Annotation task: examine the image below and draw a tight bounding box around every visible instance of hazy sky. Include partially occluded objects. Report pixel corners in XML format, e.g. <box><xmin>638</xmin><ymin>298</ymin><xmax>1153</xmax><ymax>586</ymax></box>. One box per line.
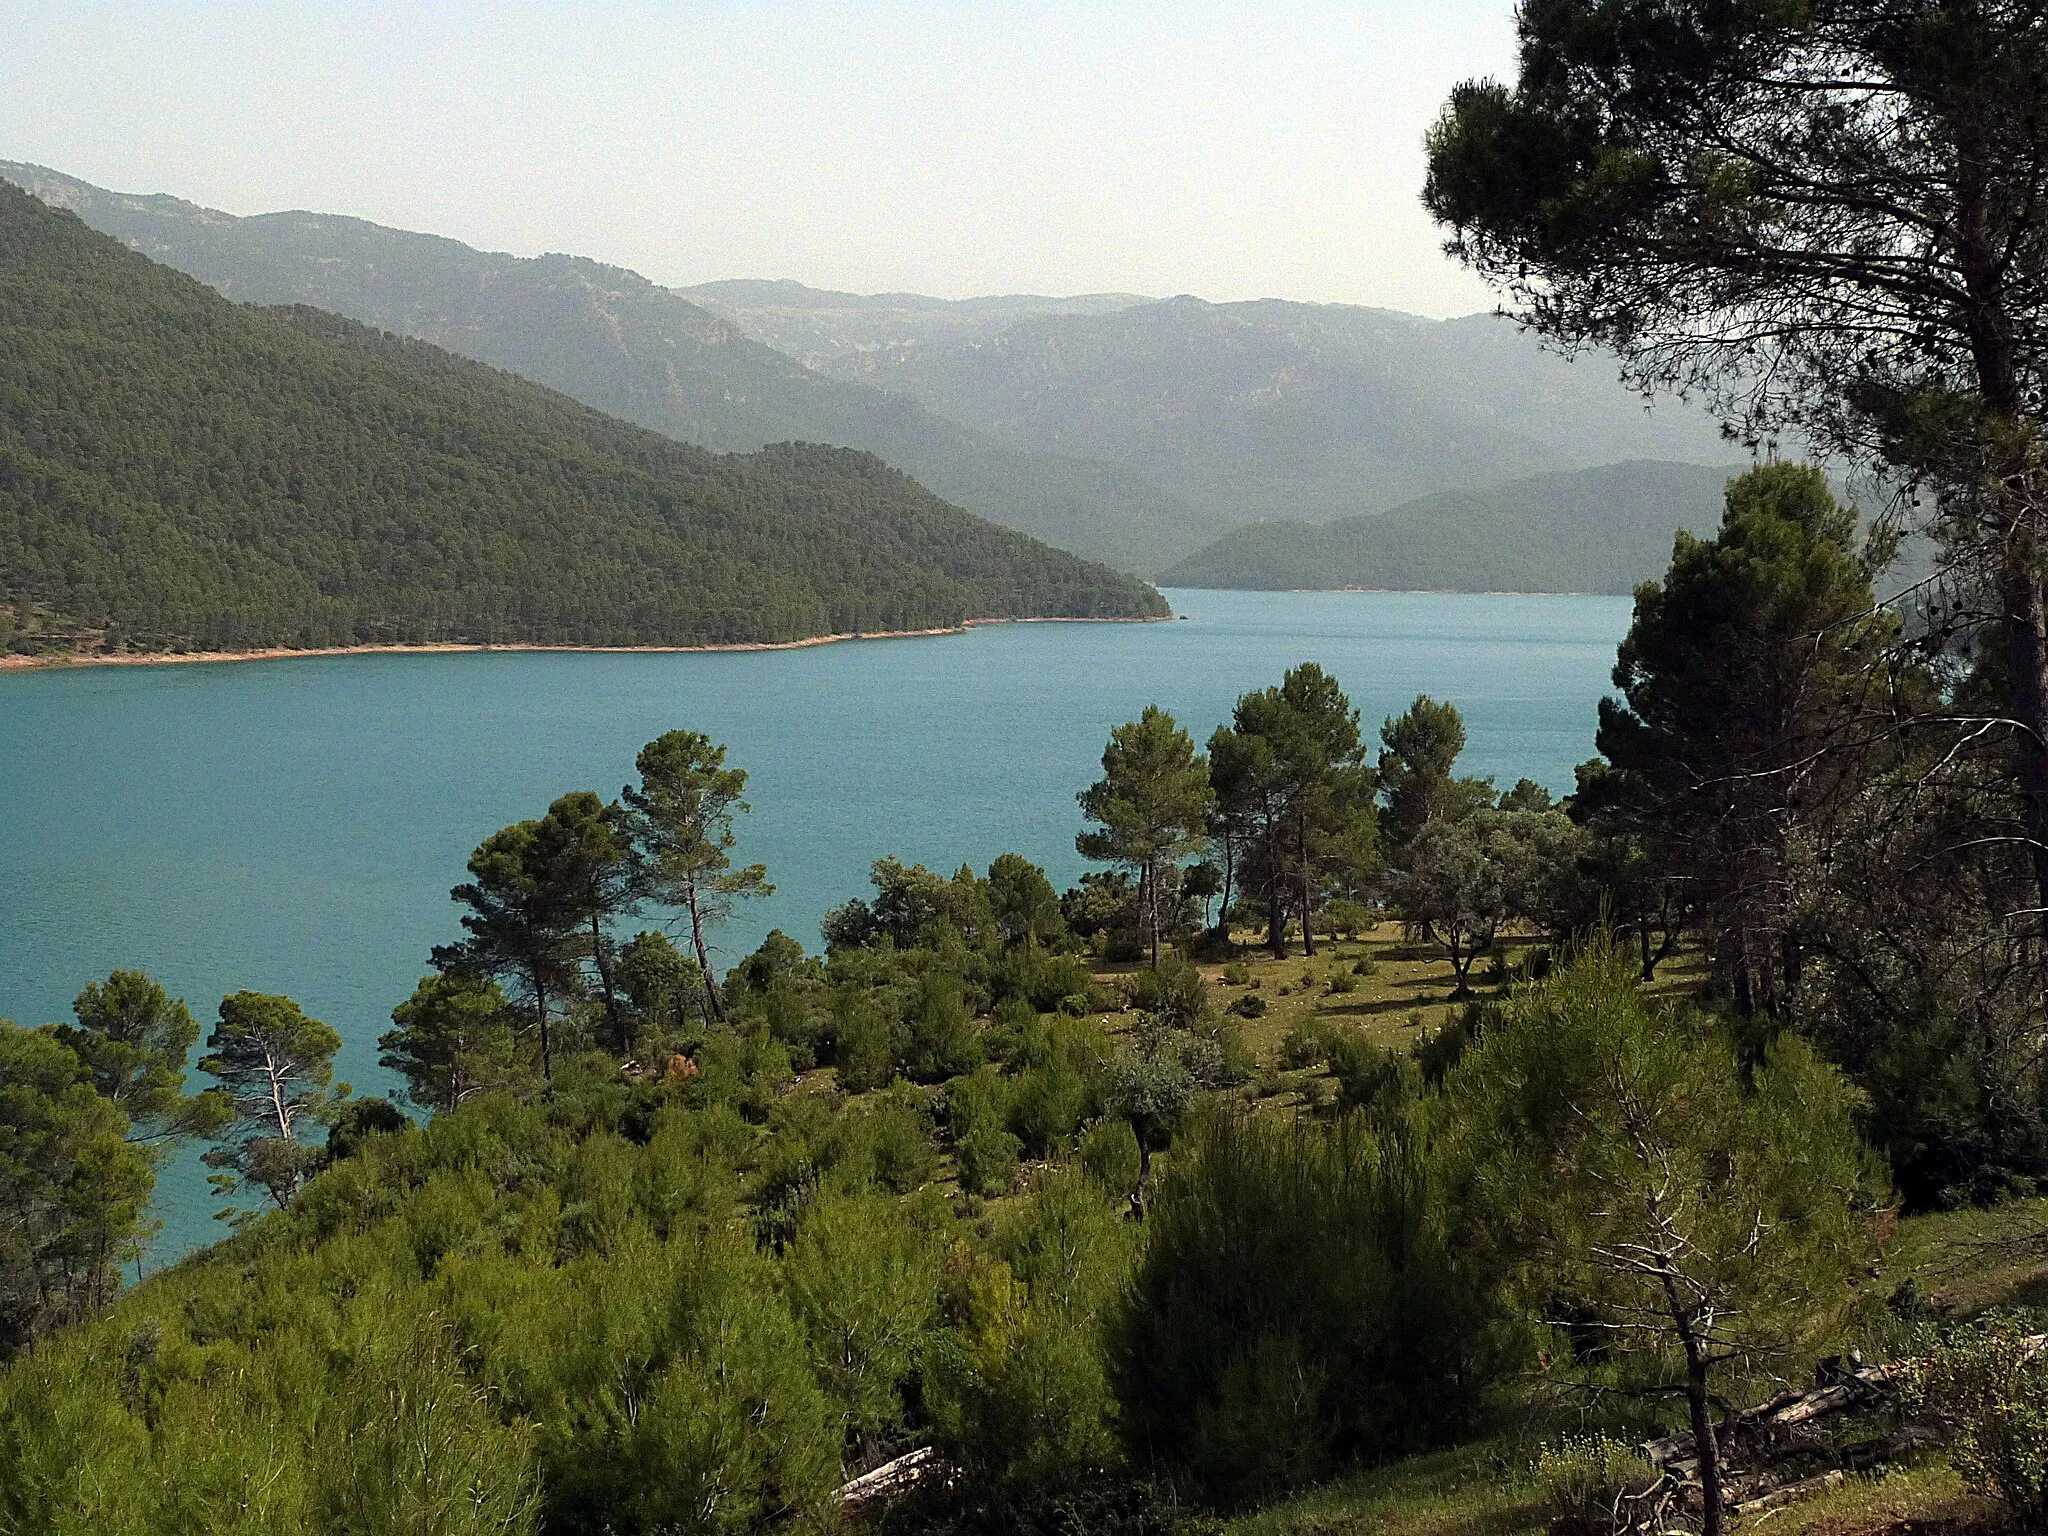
<box><xmin>2</xmin><ymin>2</ymin><xmax>1521</xmax><ymax>314</ymax></box>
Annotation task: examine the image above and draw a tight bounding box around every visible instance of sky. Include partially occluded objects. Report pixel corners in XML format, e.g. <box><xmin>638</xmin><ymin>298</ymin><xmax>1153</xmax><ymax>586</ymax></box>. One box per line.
<box><xmin>0</xmin><ymin>2</ymin><xmax>1522</xmax><ymax>315</ymax></box>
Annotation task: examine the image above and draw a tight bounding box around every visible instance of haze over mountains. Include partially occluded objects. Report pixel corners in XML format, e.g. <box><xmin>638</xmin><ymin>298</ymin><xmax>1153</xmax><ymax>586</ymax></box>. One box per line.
<box><xmin>3</xmin><ymin>163</ymin><xmax>1745</xmax><ymax>582</ymax></box>
<box><xmin>687</xmin><ymin>282</ymin><xmax>1741</xmax><ymax>532</ymax></box>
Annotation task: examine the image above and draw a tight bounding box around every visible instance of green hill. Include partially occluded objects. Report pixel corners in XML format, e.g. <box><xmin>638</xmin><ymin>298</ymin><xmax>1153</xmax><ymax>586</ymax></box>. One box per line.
<box><xmin>1157</xmin><ymin>462</ymin><xmax>1739</xmax><ymax>593</ymax></box>
<box><xmin>0</xmin><ymin>183</ymin><xmax>1165</xmax><ymax>655</ymax></box>
<box><xmin>0</xmin><ymin>163</ymin><xmax>1213</xmax><ymax>575</ymax></box>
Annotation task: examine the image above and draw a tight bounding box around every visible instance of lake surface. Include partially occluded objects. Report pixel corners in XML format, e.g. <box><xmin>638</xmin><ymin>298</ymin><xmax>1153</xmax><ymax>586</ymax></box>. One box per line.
<box><xmin>0</xmin><ymin>588</ymin><xmax>1630</xmax><ymax>1256</ymax></box>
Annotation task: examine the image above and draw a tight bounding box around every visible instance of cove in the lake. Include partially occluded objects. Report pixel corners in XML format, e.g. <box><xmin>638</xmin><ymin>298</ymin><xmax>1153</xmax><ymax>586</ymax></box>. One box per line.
<box><xmin>0</xmin><ymin>588</ymin><xmax>1630</xmax><ymax>1257</ymax></box>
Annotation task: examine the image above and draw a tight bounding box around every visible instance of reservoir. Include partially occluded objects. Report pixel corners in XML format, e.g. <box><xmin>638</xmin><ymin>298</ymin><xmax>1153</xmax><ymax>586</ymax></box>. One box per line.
<box><xmin>0</xmin><ymin>587</ymin><xmax>1630</xmax><ymax>1254</ymax></box>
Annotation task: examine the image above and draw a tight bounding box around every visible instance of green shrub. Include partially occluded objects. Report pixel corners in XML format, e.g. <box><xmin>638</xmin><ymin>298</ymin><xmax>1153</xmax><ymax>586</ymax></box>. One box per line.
<box><xmin>948</xmin><ymin>1065</ymin><xmax>1011</xmax><ymax>1141</ymax></box>
<box><xmin>957</xmin><ymin>1122</ymin><xmax>1023</xmax><ymax>1198</ymax></box>
<box><xmin>831</xmin><ymin>988</ymin><xmax>898</xmax><ymax>1093</ymax></box>
<box><xmin>1352</xmin><ymin>957</ymin><xmax>1378</xmax><ymax>977</ymax></box>
<box><xmin>1084</xmin><ymin>981</ymin><xmax>1124</xmax><ymax>1014</ymax></box>
<box><xmin>1079</xmin><ymin>1119</ymin><xmax>1142</xmax><ymax>1196</ymax></box>
<box><xmin>870</xmin><ymin>1084</ymin><xmax>939</xmax><ymax>1194</ymax></box>
<box><xmin>1322</xmin><ymin>1032</ymin><xmax>1413</xmax><ymax>1123</ymax></box>
<box><xmin>1221</xmin><ymin>962</ymin><xmax>1251</xmax><ymax>987</ymax></box>
<box><xmin>1910</xmin><ymin>1310</ymin><xmax>2048</xmax><ymax>1521</ymax></box>
<box><xmin>1326</xmin><ymin>971</ymin><xmax>1360</xmax><ymax>995</ymax></box>
<box><xmin>782</xmin><ymin>1191</ymin><xmax>947</xmax><ymax>1446</ymax></box>
<box><xmin>1532</xmin><ymin>1433</ymin><xmax>1651</xmax><ymax>1533</ymax></box>
<box><xmin>1009</xmin><ymin>1059</ymin><xmax>1094</xmax><ymax>1157</ymax></box>
<box><xmin>1229</xmin><ymin>994</ymin><xmax>1267</xmax><ymax>1020</ymax></box>
<box><xmin>1129</xmin><ymin>960</ymin><xmax>1207</xmax><ymax>1026</ymax></box>
<box><xmin>1321</xmin><ymin>900</ymin><xmax>1372</xmax><ymax>940</ymax></box>
<box><xmin>904</xmin><ymin>974</ymin><xmax>983</xmax><ymax>1082</ymax></box>
<box><xmin>928</xmin><ymin>1173</ymin><xmax>1137</xmax><ymax>1492</ymax></box>
<box><xmin>1279</xmin><ymin>1022</ymin><xmax>1325</xmax><ymax>1071</ymax></box>
<box><xmin>1110</xmin><ymin>1111</ymin><xmax>1505</xmax><ymax>1506</ymax></box>
<box><xmin>1192</xmin><ymin>1018</ymin><xmax>1257</xmax><ymax>1088</ymax></box>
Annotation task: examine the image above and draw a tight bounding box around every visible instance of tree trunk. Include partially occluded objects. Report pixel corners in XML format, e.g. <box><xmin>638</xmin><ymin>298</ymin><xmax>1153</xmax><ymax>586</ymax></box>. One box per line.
<box><xmin>1298</xmin><ymin>817</ymin><xmax>1318</xmax><ymax>957</ymax></box>
<box><xmin>1687</xmin><ymin>1350</ymin><xmax>1725</xmax><ymax>1536</ymax></box>
<box><xmin>1640</xmin><ymin>915</ymin><xmax>1656</xmax><ymax>982</ymax></box>
<box><xmin>685</xmin><ymin>883</ymin><xmax>725</xmax><ymax>1023</ymax></box>
<box><xmin>1267</xmin><ymin>888</ymin><xmax>1287</xmax><ymax>958</ymax></box>
<box><xmin>1144</xmin><ymin>862</ymin><xmax>1161</xmax><ymax>969</ymax></box>
<box><xmin>590</xmin><ymin>911</ymin><xmax>624</xmax><ymax>1050</ymax></box>
<box><xmin>1218</xmin><ymin>833</ymin><xmax>1236</xmax><ymax>938</ymax></box>
<box><xmin>2002</xmin><ymin>557</ymin><xmax>2048</xmax><ymax>927</ymax></box>
<box><xmin>533</xmin><ymin>967</ymin><xmax>553</xmax><ymax>1080</ymax></box>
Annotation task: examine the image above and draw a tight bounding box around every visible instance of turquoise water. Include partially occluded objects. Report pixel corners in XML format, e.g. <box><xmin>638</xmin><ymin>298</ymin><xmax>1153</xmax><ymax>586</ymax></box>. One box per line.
<box><xmin>0</xmin><ymin>588</ymin><xmax>1629</xmax><ymax>1256</ymax></box>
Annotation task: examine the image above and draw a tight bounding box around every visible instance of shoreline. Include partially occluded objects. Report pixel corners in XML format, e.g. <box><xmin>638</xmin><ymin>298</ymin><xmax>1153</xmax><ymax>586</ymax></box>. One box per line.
<box><xmin>0</xmin><ymin>614</ymin><xmax>1171</xmax><ymax>673</ymax></box>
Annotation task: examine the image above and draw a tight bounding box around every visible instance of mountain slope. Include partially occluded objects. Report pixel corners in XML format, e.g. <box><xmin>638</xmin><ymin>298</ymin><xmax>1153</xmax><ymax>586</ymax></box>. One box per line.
<box><xmin>697</xmin><ymin>286</ymin><xmax>1747</xmax><ymax>528</ymax></box>
<box><xmin>0</xmin><ymin>163</ymin><xmax>1210</xmax><ymax>574</ymax></box>
<box><xmin>1158</xmin><ymin>462</ymin><xmax>1738</xmax><ymax>593</ymax></box>
<box><xmin>0</xmin><ymin>183</ymin><xmax>1165</xmax><ymax>655</ymax></box>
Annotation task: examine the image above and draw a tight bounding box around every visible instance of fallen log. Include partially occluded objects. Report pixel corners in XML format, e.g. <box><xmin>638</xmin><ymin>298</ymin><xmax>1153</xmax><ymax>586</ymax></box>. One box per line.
<box><xmin>836</xmin><ymin>1447</ymin><xmax>949</xmax><ymax>1511</ymax></box>
<box><xmin>1641</xmin><ymin>1363</ymin><xmax>1899</xmax><ymax>1468</ymax></box>
<box><xmin>1730</xmin><ymin>1468</ymin><xmax>1844</xmax><ymax>1516</ymax></box>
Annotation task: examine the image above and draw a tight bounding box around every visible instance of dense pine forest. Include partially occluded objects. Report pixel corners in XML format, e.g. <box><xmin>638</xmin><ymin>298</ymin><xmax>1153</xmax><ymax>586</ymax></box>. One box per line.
<box><xmin>0</xmin><ymin>183</ymin><xmax>1165</xmax><ymax>657</ymax></box>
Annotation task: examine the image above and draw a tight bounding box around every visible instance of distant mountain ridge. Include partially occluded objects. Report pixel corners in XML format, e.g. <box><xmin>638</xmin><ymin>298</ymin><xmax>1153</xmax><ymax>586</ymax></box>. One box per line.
<box><xmin>1159</xmin><ymin>462</ymin><xmax>1739</xmax><ymax>594</ymax></box>
<box><xmin>0</xmin><ymin>183</ymin><xmax>1164</xmax><ymax>656</ymax></box>
<box><xmin>685</xmin><ymin>285</ymin><xmax>1748</xmax><ymax>530</ymax></box>
<box><xmin>3</xmin><ymin>163</ymin><xmax>1746</xmax><ymax>579</ymax></box>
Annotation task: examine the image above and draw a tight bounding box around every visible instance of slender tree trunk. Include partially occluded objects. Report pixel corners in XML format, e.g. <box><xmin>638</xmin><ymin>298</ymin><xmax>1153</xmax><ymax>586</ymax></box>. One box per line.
<box><xmin>1218</xmin><ymin>832</ymin><xmax>1236</xmax><ymax>939</ymax></box>
<box><xmin>1640</xmin><ymin>916</ymin><xmax>1655</xmax><ymax>982</ymax></box>
<box><xmin>1295</xmin><ymin>810</ymin><xmax>1320</xmax><ymax>958</ymax></box>
<box><xmin>1685</xmin><ymin>1346</ymin><xmax>1723</xmax><ymax>1536</ymax></box>
<box><xmin>684</xmin><ymin>881</ymin><xmax>724</xmax><ymax>1022</ymax></box>
<box><xmin>1144</xmin><ymin>862</ymin><xmax>1161</xmax><ymax>968</ymax></box>
<box><xmin>2003</xmin><ymin>558</ymin><xmax>2048</xmax><ymax>925</ymax></box>
<box><xmin>1267</xmin><ymin>885</ymin><xmax>1287</xmax><ymax>958</ymax></box>
<box><xmin>590</xmin><ymin>911</ymin><xmax>624</xmax><ymax>1050</ymax></box>
<box><xmin>533</xmin><ymin>966</ymin><xmax>553</xmax><ymax>1081</ymax></box>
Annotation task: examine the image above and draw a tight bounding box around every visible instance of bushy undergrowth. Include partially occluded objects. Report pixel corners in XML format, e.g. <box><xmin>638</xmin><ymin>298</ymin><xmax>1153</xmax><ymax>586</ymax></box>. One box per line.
<box><xmin>1110</xmin><ymin>1109</ymin><xmax>1509</xmax><ymax>1507</ymax></box>
<box><xmin>1910</xmin><ymin>1309</ymin><xmax>2048</xmax><ymax>1521</ymax></box>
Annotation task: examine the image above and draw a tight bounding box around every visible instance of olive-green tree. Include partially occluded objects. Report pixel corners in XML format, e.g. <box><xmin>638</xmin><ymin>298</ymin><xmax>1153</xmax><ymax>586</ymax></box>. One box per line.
<box><xmin>1422</xmin><ymin>0</ymin><xmax>2048</xmax><ymax>935</ymax></box>
<box><xmin>987</xmin><ymin>853</ymin><xmax>1065</xmax><ymax>948</ymax></box>
<box><xmin>622</xmin><ymin>732</ymin><xmax>771</xmax><ymax>1024</ymax></box>
<box><xmin>201</xmin><ymin>991</ymin><xmax>344</xmax><ymax>1211</ymax></box>
<box><xmin>379</xmin><ymin>971</ymin><xmax>523</xmax><ymax>1112</ymax></box>
<box><xmin>1378</xmin><ymin>696</ymin><xmax>1492</xmax><ymax>857</ymax></box>
<box><xmin>58</xmin><ymin>971</ymin><xmax>229</xmax><ymax>1146</ymax></box>
<box><xmin>1592</xmin><ymin>466</ymin><xmax>1890</xmax><ymax>1014</ymax></box>
<box><xmin>436</xmin><ymin>791</ymin><xmax>631</xmax><ymax>1078</ymax></box>
<box><xmin>1438</xmin><ymin>951</ymin><xmax>1881</xmax><ymax>1536</ymax></box>
<box><xmin>1078</xmin><ymin>706</ymin><xmax>1213</xmax><ymax>968</ymax></box>
<box><xmin>1211</xmin><ymin>666</ymin><xmax>1379</xmax><ymax>958</ymax></box>
<box><xmin>0</xmin><ymin>1023</ymin><xmax>156</xmax><ymax>1350</ymax></box>
<box><xmin>539</xmin><ymin>790</ymin><xmax>637</xmax><ymax>1049</ymax></box>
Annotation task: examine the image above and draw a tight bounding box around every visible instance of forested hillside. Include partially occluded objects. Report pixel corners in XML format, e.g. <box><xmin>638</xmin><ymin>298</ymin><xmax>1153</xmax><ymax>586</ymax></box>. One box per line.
<box><xmin>0</xmin><ymin>184</ymin><xmax>1164</xmax><ymax>655</ymax></box>
<box><xmin>0</xmin><ymin>163</ymin><xmax>1212</xmax><ymax>573</ymax></box>
<box><xmin>1160</xmin><ymin>461</ymin><xmax>1736</xmax><ymax>592</ymax></box>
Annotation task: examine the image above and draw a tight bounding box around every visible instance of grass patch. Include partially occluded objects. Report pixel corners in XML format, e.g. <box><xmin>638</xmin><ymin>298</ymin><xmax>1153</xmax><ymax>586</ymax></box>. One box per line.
<box><xmin>1227</xmin><ymin>1439</ymin><xmax>1548</xmax><ymax>1536</ymax></box>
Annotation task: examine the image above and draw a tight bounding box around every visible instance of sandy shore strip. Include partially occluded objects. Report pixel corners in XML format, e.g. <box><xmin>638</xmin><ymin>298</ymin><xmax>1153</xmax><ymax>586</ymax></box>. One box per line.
<box><xmin>0</xmin><ymin>614</ymin><xmax>1172</xmax><ymax>672</ymax></box>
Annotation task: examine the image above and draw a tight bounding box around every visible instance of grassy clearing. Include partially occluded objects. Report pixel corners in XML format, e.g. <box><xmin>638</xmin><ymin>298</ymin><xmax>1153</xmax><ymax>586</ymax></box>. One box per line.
<box><xmin>1227</xmin><ymin>1439</ymin><xmax>1551</xmax><ymax>1536</ymax></box>
<box><xmin>1875</xmin><ymin>1195</ymin><xmax>2048</xmax><ymax>1320</ymax></box>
